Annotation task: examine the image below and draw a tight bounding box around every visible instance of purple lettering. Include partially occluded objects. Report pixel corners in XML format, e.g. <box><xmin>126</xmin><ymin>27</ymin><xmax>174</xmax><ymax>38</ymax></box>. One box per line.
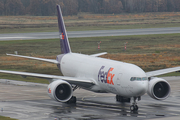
<box><xmin>98</xmin><ymin>66</ymin><xmax>115</xmax><ymax>85</ymax></box>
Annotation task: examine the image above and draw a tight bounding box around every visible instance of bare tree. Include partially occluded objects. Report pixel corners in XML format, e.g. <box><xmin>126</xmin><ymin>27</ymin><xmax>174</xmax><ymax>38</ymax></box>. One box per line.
<box><xmin>4</xmin><ymin>0</ymin><xmax>25</xmax><ymax>15</ymax></box>
<box><xmin>0</xmin><ymin>1</ymin><xmax>4</xmax><ymax>15</ymax></box>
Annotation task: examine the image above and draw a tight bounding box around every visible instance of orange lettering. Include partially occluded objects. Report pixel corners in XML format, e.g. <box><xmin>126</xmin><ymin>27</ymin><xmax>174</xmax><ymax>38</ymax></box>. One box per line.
<box><xmin>107</xmin><ymin>68</ymin><xmax>115</xmax><ymax>85</ymax></box>
<box><xmin>48</xmin><ymin>88</ymin><xmax>51</xmax><ymax>93</ymax></box>
<box><xmin>110</xmin><ymin>74</ymin><xmax>115</xmax><ymax>85</ymax></box>
<box><xmin>62</xmin><ymin>33</ymin><xmax>64</xmax><ymax>39</ymax></box>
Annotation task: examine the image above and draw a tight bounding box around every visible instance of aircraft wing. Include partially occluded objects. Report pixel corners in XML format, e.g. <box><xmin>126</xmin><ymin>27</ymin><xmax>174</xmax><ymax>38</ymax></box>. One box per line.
<box><xmin>6</xmin><ymin>53</ymin><xmax>58</xmax><ymax>64</ymax></box>
<box><xmin>0</xmin><ymin>70</ymin><xmax>95</xmax><ymax>87</ymax></box>
<box><xmin>90</xmin><ymin>52</ymin><xmax>107</xmax><ymax>57</ymax></box>
<box><xmin>146</xmin><ymin>66</ymin><xmax>180</xmax><ymax>77</ymax></box>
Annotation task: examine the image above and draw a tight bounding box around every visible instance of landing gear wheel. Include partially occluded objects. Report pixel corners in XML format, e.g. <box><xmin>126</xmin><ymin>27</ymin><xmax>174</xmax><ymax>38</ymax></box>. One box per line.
<box><xmin>66</xmin><ymin>96</ymin><xmax>76</xmax><ymax>104</ymax></box>
<box><xmin>130</xmin><ymin>105</ymin><xmax>138</xmax><ymax>111</ymax></box>
<box><xmin>134</xmin><ymin>105</ymin><xmax>138</xmax><ymax>111</ymax></box>
<box><xmin>130</xmin><ymin>97</ymin><xmax>140</xmax><ymax>111</ymax></box>
<box><xmin>130</xmin><ymin>105</ymin><xmax>134</xmax><ymax>111</ymax></box>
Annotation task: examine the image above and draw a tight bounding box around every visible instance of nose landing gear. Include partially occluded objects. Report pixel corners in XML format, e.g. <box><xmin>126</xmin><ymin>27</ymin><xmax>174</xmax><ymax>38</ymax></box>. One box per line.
<box><xmin>116</xmin><ymin>95</ymin><xmax>141</xmax><ymax>111</ymax></box>
<box><xmin>130</xmin><ymin>104</ymin><xmax>138</xmax><ymax>111</ymax></box>
<box><xmin>130</xmin><ymin>97</ymin><xmax>140</xmax><ymax>111</ymax></box>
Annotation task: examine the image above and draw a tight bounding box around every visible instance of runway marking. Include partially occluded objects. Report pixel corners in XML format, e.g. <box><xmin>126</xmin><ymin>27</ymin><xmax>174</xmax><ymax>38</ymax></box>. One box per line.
<box><xmin>0</xmin><ymin>37</ymin><xmax>34</xmax><ymax>39</ymax></box>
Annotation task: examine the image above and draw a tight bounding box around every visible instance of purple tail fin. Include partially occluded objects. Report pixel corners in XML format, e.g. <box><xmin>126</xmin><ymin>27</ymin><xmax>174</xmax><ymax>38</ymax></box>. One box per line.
<box><xmin>57</xmin><ymin>5</ymin><xmax>71</xmax><ymax>54</ymax></box>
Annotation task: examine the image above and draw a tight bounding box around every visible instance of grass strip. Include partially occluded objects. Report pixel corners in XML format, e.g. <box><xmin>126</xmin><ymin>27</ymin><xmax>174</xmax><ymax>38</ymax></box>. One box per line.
<box><xmin>0</xmin><ymin>116</ymin><xmax>17</xmax><ymax>120</ymax></box>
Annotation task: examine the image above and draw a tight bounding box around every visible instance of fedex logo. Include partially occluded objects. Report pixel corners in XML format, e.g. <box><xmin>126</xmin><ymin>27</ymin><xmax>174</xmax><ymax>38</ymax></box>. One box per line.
<box><xmin>62</xmin><ymin>33</ymin><xmax>65</xmax><ymax>39</ymax></box>
<box><xmin>48</xmin><ymin>88</ymin><xmax>51</xmax><ymax>93</ymax></box>
<box><xmin>60</xmin><ymin>33</ymin><xmax>65</xmax><ymax>39</ymax></box>
<box><xmin>98</xmin><ymin>66</ymin><xmax>115</xmax><ymax>85</ymax></box>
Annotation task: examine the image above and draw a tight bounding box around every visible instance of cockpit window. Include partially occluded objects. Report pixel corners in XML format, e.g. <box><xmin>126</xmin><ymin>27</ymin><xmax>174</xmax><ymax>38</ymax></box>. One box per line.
<box><xmin>130</xmin><ymin>77</ymin><xmax>148</xmax><ymax>81</ymax></box>
<box><xmin>130</xmin><ymin>77</ymin><xmax>136</xmax><ymax>81</ymax></box>
<box><xmin>142</xmin><ymin>77</ymin><xmax>148</xmax><ymax>80</ymax></box>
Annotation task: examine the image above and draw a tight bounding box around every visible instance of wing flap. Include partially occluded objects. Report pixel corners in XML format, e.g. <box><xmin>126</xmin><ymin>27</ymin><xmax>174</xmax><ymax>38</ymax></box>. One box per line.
<box><xmin>0</xmin><ymin>70</ymin><xmax>95</xmax><ymax>87</ymax></box>
<box><xmin>6</xmin><ymin>53</ymin><xmax>58</xmax><ymax>64</ymax></box>
<box><xmin>146</xmin><ymin>66</ymin><xmax>180</xmax><ymax>77</ymax></box>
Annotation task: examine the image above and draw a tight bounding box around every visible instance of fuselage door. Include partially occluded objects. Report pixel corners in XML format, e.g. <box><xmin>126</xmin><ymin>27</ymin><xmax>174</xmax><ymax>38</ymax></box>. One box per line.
<box><xmin>117</xmin><ymin>73</ymin><xmax>122</xmax><ymax>86</ymax></box>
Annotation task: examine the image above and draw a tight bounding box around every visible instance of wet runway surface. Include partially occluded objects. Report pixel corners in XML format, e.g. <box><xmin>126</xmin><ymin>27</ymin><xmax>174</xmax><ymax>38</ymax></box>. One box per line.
<box><xmin>0</xmin><ymin>77</ymin><xmax>180</xmax><ymax>120</ymax></box>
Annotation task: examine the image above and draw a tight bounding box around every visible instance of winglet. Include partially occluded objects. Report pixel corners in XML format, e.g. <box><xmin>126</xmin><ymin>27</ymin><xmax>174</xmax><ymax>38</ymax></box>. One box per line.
<box><xmin>57</xmin><ymin>5</ymin><xmax>71</xmax><ymax>54</ymax></box>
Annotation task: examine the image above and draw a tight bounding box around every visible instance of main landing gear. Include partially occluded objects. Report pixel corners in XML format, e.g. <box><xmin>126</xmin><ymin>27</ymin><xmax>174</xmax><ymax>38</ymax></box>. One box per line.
<box><xmin>116</xmin><ymin>95</ymin><xmax>131</xmax><ymax>103</ymax></box>
<box><xmin>66</xmin><ymin>85</ymin><xmax>78</xmax><ymax>104</ymax></box>
<box><xmin>66</xmin><ymin>96</ymin><xmax>76</xmax><ymax>104</ymax></box>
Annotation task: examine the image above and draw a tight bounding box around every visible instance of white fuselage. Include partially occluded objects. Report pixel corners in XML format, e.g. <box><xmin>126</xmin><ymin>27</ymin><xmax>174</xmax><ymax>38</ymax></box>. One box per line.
<box><xmin>58</xmin><ymin>53</ymin><xmax>148</xmax><ymax>98</ymax></box>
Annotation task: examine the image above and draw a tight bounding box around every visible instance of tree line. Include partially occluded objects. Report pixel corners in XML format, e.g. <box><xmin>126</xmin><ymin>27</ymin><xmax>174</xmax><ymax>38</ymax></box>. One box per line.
<box><xmin>0</xmin><ymin>0</ymin><xmax>180</xmax><ymax>16</ymax></box>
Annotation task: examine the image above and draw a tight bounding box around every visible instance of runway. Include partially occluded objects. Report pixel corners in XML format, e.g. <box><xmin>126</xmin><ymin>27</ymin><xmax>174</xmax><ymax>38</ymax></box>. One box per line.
<box><xmin>0</xmin><ymin>77</ymin><xmax>180</xmax><ymax>120</ymax></box>
<box><xmin>0</xmin><ymin>27</ymin><xmax>180</xmax><ymax>41</ymax></box>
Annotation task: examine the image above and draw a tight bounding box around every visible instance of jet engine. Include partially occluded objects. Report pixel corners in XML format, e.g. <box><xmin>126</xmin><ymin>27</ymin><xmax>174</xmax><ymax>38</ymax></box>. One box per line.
<box><xmin>47</xmin><ymin>80</ymin><xmax>73</xmax><ymax>102</ymax></box>
<box><xmin>147</xmin><ymin>77</ymin><xmax>171</xmax><ymax>100</ymax></box>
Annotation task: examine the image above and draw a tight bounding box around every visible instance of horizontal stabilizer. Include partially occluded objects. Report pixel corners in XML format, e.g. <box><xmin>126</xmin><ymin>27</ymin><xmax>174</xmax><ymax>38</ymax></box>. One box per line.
<box><xmin>90</xmin><ymin>52</ymin><xmax>107</xmax><ymax>57</ymax></box>
<box><xmin>6</xmin><ymin>53</ymin><xmax>58</xmax><ymax>64</ymax></box>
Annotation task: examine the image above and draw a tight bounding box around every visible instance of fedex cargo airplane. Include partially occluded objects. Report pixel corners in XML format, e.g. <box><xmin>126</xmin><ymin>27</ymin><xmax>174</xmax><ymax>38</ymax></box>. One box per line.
<box><xmin>1</xmin><ymin>5</ymin><xmax>180</xmax><ymax>111</ymax></box>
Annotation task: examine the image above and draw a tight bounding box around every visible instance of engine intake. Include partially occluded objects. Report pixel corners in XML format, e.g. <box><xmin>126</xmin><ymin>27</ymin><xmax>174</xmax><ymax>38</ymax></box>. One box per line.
<box><xmin>48</xmin><ymin>80</ymin><xmax>73</xmax><ymax>102</ymax></box>
<box><xmin>147</xmin><ymin>77</ymin><xmax>171</xmax><ymax>100</ymax></box>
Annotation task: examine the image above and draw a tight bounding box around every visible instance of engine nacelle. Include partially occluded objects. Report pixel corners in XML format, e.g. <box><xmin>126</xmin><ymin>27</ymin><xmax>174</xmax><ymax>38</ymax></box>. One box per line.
<box><xmin>47</xmin><ymin>80</ymin><xmax>73</xmax><ymax>102</ymax></box>
<box><xmin>147</xmin><ymin>77</ymin><xmax>171</xmax><ymax>100</ymax></box>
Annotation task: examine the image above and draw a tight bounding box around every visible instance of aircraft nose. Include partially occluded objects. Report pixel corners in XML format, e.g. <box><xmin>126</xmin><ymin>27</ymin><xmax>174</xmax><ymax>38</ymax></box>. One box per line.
<box><xmin>135</xmin><ymin>81</ymin><xmax>148</xmax><ymax>96</ymax></box>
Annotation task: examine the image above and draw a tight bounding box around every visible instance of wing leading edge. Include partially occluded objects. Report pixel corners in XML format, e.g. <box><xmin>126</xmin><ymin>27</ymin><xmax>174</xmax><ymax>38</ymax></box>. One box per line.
<box><xmin>146</xmin><ymin>66</ymin><xmax>180</xmax><ymax>77</ymax></box>
<box><xmin>0</xmin><ymin>70</ymin><xmax>95</xmax><ymax>88</ymax></box>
